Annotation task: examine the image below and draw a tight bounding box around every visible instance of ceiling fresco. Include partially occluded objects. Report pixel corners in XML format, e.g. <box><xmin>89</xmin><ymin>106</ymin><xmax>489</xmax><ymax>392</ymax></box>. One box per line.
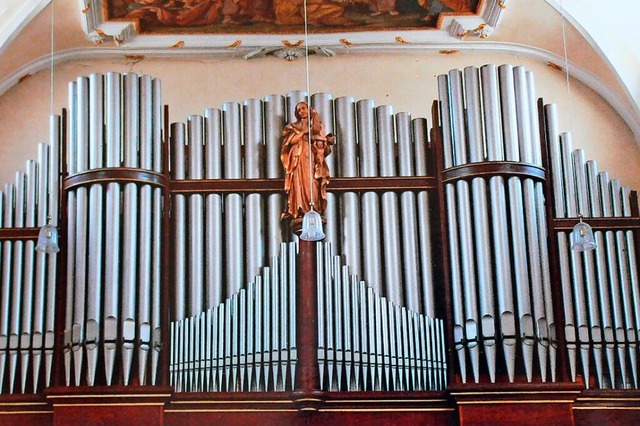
<box><xmin>104</xmin><ymin>0</ymin><xmax>480</xmax><ymax>34</ymax></box>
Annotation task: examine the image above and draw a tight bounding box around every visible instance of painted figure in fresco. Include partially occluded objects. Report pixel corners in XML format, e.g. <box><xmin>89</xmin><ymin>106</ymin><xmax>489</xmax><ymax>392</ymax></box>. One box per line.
<box><xmin>281</xmin><ymin>102</ymin><xmax>333</xmax><ymax>220</ymax></box>
<box><xmin>274</xmin><ymin>0</ymin><xmax>351</xmax><ymax>26</ymax></box>
<box><xmin>369</xmin><ymin>0</ymin><xmax>399</xmax><ymax>17</ymax></box>
<box><xmin>418</xmin><ymin>0</ymin><xmax>474</xmax><ymax>22</ymax></box>
<box><xmin>123</xmin><ymin>0</ymin><xmax>222</xmax><ymax>26</ymax></box>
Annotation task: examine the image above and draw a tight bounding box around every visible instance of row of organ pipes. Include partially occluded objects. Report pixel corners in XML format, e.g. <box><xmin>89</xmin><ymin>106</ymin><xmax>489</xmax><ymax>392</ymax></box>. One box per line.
<box><xmin>438</xmin><ymin>64</ymin><xmax>554</xmax><ymax>384</ymax></box>
<box><xmin>168</xmin><ymin>88</ymin><xmax>442</xmax><ymax>391</ymax></box>
<box><xmin>546</xmin><ymin>107</ymin><xmax>640</xmax><ymax>389</ymax></box>
<box><xmin>0</xmin><ymin>128</ymin><xmax>59</xmax><ymax>394</ymax></box>
<box><xmin>170</xmin><ymin>241</ymin><xmax>446</xmax><ymax>393</ymax></box>
<box><xmin>65</xmin><ymin>73</ymin><xmax>164</xmax><ymax>387</ymax></box>
<box><xmin>438</xmin><ymin>63</ymin><xmax>640</xmax><ymax>389</ymax></box>
<box><xmin>0</xmin><ymin>64</ymin><xmax>639</xmax><ymax>394</ymax></box>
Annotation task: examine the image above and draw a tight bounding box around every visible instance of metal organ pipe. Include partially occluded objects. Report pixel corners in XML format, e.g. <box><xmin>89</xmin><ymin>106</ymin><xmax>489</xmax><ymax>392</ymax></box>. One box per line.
<box><xmin>335</xmin><ymin>96</ymin><xmax>361</xmax><ymax>281</ymax></box>
<box><xmin>396</xmin><ymin>112</ymin><xmax>420</xmax><ymax>313</ymax></box>
<box><xmin>151</xmin><ymin>77</ymin><xmax>163</xmax><ymax>386</ymax></box>
<box><xmin>33</xmin><ymin>144</ymin><xmax>50</xmax><ymax>392</ymax></box>
<box><xmin>357</xmin><ymin>99</ymin><xmax>383</xmax><ymax>295</ymax></box>
<box><xmin>527</xmin><ymin>70</ymin><xmax>556</xmax><ymax>383</ymax></box>
<box><xmin>481</xmin><ymin>64</ymin><xmax>517</xmax><ymax>383</ymax></box>
<box><xmin>312</xmin><ymin>93</ymin><xmax>338</xmax><ymax>247</ymax></box>
<box><xmin>204</xmin><ymin>108</ymin><xmax>223</xmax><ymax>309</ymax></box>
<box><xmin>611</xmin><ymin>178</ymin><xmax>638</xmax><ymax>387</ymax></box>
<box><xmin>243</xmin><ymin>99</ymin><xmax>265</xmax><ymax>285</ymax></box>
<box><xmin>103</xmin><ymin>72</ymin><xmax>122</xmax><ymax>385</ymax></box>
<box><xmin>138</xmin><ymin>74</ymin><xmax>155</xmax><ymax>386</ymax></box>
<box><xmin>85</xmin><ymin>73</ymin><xmax>104</xmax><ymax>387</ymax></box>
<box><xmin>377</xmin><ymin>105</ymin><xmax>403</xmax><ymax>307</ymax></box>
<box><xmin>223</xmin><ymin>101</ymin><xmax>244</xmax><ymax>298</ymax></box>
<box><xmin>413</xmin><ymin>118</ymin><xmax>435</xmax><ymax>318</ymax></box>
<box><xmin>437</xmin><ymin>73</ymin><xmax>467</xmax><ymax>383</ymax></box>
<box><xmin>264</xmin><ymin>95</ymin><xmax>286</xmax><ymax>259</ymax></box>
<box><xmin>20</xmin><ymin>162</ymin><xmax>37</xmax><ymax>394</ymax></box>
<box><xmin>188</xmin><ymin>115</ymin><xmax>205</xmax><ymax>317</ymax></box>
<box><xmin>465</xmin><ymin>66</ymin><xmax>497</xmax><ymax>383</ymax></box>
<box><xmin>622</xmin><ymin>186</ymin><xmax>640</xmax><ymax>388</ymax></box>
<box><xmin>172</xmin><ymin>123</ymin><xmax>187</xmax><ymax>322</ymax></box>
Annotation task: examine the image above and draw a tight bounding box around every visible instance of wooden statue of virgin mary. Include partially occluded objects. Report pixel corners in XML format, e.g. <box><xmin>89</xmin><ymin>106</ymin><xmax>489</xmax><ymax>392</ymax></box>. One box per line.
<box><xmin>280</xmin><ymin>101</ymin><xmax>333</xmax><ymax>227</ymax></box>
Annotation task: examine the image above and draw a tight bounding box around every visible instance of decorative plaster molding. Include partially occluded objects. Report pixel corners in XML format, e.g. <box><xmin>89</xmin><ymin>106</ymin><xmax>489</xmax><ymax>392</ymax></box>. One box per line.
<box><xmin>76</xmin><ymin>0</ymin><xmax>508</xmax><ymax>48</ymax></box>
<box><xmin>79</xmin><ymin>0</ymin><xmax>137</xmax><ymax>45</ymax></box>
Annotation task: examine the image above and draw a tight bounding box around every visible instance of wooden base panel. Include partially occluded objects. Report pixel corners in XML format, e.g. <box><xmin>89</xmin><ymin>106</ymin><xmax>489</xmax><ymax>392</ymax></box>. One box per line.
<box><xmin>0</xmin><ymin>386</ymin><xmax>637</xmax><ymax>425</ymax></box>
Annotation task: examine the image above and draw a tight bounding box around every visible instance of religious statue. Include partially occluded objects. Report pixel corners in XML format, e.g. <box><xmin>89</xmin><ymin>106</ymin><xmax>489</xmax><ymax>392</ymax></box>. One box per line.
<box><xmin>281</xmin><ymin>102</ymin><xmax>333</xmax><ymax>227</ymax></box>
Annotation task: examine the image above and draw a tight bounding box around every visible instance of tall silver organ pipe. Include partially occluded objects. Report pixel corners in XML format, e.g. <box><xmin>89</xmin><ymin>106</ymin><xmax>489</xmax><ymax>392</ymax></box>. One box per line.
<box><xmin>311</xmin><ymin>93</ymin><xmax>338</xmax><ymax>248</ymax></box>
<box><xmin>103</xmin><ymin>72</ymin><xmax>122</xmax><ymax>385</ymax></box>
<box><xmin>85</xmin><ymin>73</ymin><xmax>104</xmax><ymax>387</ymax></box>
<box><xmin>335</xmin><ymin>96</ymin><xmax>361</xmax><ymax>279</ymax></box>
<box><xmin>188</xmin><ymin>115</ymin><xmax>205</xmax><ymax>317</ymax></box>
<box><xmin>264</xmin><ymin>95</ymin><xmax>286</xmax><ymax>259</ymax></box>
<box><xmin>377</xmin><ymin>105</ymin><xmax>403</xmax><ymax>307</ymax></box>
<box><xmin>396</xmin><ymin>111</ymin><xmax>420</xmax><ymax>314</ymax></box>
<box><xmin>223</xmin><ymin>101</ymin><xmax>244</xmax><ymax>298</ymax></box>
<box><xmin>357</xmin><ymin>99</ymin><xmax>383</xmax><ymax>295</ymax></box>
<box><xmin>204</xmin><ymin>108</ymin><xmax>223</xmax><ymax>309</ymax></box>
<box><xmin>413</xmin><ymin>118</ymin><xmax>435</xmax><ymax>318</ymax></box>
<box><xmin>243</xmin><ymin>98</ymin><xmax>265</xmax><ymax>285</ymax></box>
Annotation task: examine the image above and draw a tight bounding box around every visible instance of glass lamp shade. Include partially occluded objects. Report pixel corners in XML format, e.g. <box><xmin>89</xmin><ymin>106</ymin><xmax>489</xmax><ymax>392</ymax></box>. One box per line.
<box><xmin>299</xmin><ymin>209</ymin><xmax>325</xmax><ymax>241</ymax></box>
<box><xmin>36</xmin><ymin>222</ymin><xmax>60</xmax><ymax>253</ymax></box>
<box><xmin>571</xmin><ymin>220</ymin><xmax>596</xmax><ymax>252</ymax></box>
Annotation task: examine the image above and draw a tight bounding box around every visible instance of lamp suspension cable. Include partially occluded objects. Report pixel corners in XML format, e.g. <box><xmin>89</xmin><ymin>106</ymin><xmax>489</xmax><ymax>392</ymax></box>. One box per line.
<box><xmin>50</xmin><ymin>0</ymin><xmax>55</xmax><ymax>115</ymax></box>
<box><xmin>559</xmin><ymin>0</ymin><xmax>573</xmax><ymax>132</ymax></box>
<box><xmin>298</xmin><ymin>0</ymin><xmax>325</xmax><ymax>241</ymax></box>
<box><xmin>303</xmin><ymin>0</ymin><xmax>314</xmax><ymax>210</ymax></box>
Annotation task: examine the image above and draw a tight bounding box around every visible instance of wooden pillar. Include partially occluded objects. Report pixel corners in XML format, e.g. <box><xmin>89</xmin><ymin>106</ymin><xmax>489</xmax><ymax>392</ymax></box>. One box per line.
<box><xmin>294</xmin><ymin>239</ymin><xmax>319</xmax><ymax>393</ymax></box>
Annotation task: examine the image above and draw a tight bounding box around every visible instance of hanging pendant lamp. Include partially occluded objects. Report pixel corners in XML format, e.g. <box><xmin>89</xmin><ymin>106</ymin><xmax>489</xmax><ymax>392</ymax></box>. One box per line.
<box><xmin>571</xmin><ymin>214</ymin><xmax>596</xmax><ymax>252</ymax></box>
<box><xmin>300</xmin><ymin>204</ymin><xmax>325</xmax><ymax>241</ymax></box>
<box><xmin>36</xmin><ymin>216</ymin><xmax>60</xmax><ymax>254</ymax></box>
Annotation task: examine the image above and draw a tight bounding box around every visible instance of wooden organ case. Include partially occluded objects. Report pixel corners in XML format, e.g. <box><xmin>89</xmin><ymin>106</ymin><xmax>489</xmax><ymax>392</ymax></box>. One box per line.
<box><xmin>0</xmin><ymin>65</ymin><xmax>639</xmax><ymax>425</ymax></box>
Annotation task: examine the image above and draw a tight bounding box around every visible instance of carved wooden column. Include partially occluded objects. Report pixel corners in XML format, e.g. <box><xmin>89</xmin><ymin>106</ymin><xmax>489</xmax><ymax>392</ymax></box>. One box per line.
<box><xmin>293</xmin><ymin>239</ymin><xmax>321</xmax><ymax>404</ymax></box>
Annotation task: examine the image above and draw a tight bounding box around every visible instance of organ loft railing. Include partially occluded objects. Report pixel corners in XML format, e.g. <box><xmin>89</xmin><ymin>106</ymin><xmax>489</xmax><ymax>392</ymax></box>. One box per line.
<box><xmin>0</xmin><ymin>64</ymin><xmax>639</xmax><ymax>399</ymax></box>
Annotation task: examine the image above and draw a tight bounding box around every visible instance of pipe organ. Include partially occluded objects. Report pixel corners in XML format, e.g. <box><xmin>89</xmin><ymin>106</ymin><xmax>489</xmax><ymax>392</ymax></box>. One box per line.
<box><xmin>0</xmin><ymin>64</ymin><xmax>639</xmax><ymax>424</ymax></box>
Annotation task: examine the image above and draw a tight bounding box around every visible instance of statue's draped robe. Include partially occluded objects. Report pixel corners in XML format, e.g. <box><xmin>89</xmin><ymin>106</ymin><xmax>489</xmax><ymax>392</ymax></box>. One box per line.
<box><xmin>281</xmin><ymin>119</ymin><xmax>330</xmax><ymax>219</ymax></box>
